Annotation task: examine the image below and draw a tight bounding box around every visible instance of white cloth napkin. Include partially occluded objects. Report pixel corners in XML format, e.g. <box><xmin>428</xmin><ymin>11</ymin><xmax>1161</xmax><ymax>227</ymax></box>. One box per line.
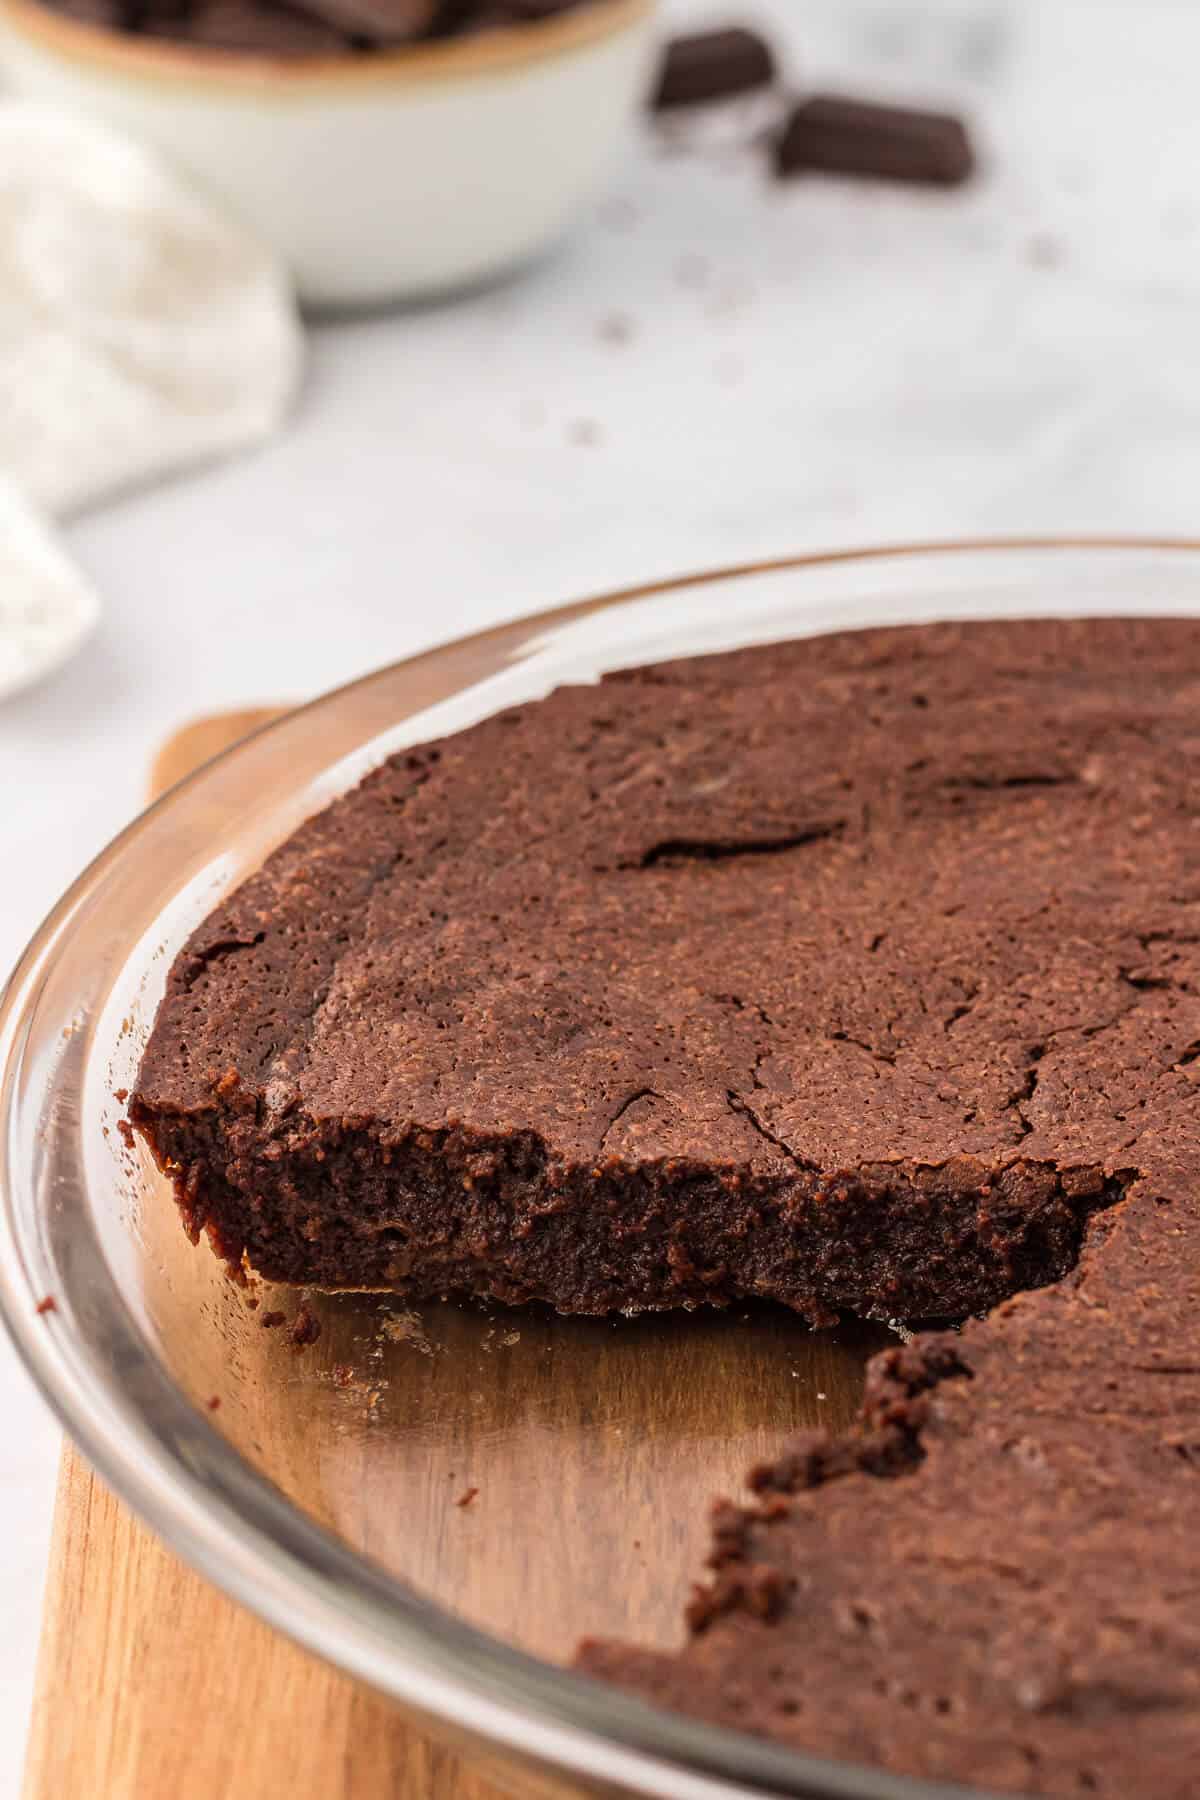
<box><xmin>0</xmin><ymin>474</ymin><xmax>99</xmax><ymax>698</ymax></box>
<box><xmin>0</xmin><ymin>102</ymin><xmax>303</xmax><ymax>697</ymax></box>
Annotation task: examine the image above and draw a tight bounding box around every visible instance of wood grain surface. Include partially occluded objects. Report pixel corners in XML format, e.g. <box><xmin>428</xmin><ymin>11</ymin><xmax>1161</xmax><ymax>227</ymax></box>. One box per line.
<box><xmin>22</xmin><ymin>707</ymin><xmax>875</xmax><ymax>1800</ymax></box>
<box><xmin>25</xmin><ymin>710</ymin><xmax>510</xmax><ymax>1800</ymax></box>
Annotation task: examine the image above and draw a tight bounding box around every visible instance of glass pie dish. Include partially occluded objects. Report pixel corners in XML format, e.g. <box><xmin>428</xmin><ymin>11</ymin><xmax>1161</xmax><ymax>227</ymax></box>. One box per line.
<box><xmin>3</xmin><ymin>540</ymin><xmax>1197</xmax><ymax>1800</ymax></box>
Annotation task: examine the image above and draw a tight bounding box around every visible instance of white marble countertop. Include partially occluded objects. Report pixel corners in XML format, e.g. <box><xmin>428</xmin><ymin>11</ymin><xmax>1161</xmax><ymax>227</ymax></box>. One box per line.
<box><xmin>3</xmin><ymin>0</ymin><xmax>1199</xmax><ymax>1790</ymax></box>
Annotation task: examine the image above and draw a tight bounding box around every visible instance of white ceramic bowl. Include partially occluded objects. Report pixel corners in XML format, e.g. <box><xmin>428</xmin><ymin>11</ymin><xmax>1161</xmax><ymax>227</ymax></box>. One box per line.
<box><xmin>0</xmin><ymin>0</ymin><xmax>656</xmax><ymax>306</ymax></box>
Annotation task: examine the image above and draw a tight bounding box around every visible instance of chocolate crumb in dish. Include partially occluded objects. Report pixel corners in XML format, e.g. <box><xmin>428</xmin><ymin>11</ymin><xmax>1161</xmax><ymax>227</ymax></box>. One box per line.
<box><xmin>35</xmin><ymin>1295</ymin><xmax>57</xmax><ymax>1316</ymax></box>
<box><xmin>206</xmin><ymin>1394</ymin><xmax>221</xmax><ymax>1410</ymax></box>
<box><xmin>652</xmin><ymin>27</ymin><xmax>776</xmax><ymax>110</ymax></box>
<box><xmin>289</xmin><ymin>1305</ymin><xmax>321</xmax><ymax>1347</ymax></box>
<box><xmin>132</xmin><ymin>616</ymin><xmax>1200</xmax><ymax>1793</ymax></box>
<box><xmin>113</xmin><ymin>1088</ymin><xmax>129</xmax><ymax>1103</ymax></box>
<box><xmin>775</xmin><ymin>94</ymin><xmax>974</xmax><ymax>187</ymax></box>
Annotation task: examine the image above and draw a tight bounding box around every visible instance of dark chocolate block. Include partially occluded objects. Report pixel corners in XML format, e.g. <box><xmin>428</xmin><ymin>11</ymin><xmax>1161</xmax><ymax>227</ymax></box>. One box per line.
<box><xmin>133</xmin><ymin>615</ymin><xmax>1200</xmax><ymax>1794</ymax></box>
<box><xmin>651</xmin><ymin>26</ymin><xmax>776</xmax><ymax>109</ymax></box>
<box><xmin>776</xmin><ymin>93</ymin><xmax>974</xmax><ymax>185</ymax></box>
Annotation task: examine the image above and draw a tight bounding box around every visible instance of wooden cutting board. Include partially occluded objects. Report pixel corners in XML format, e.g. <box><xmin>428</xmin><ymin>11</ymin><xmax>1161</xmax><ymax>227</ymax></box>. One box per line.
<box><xmin>22</xmin><ymin>707</ymin><xmax>871</xmax><ymax>1800</ymax></box>
<box><xmin>22</xmin><ymin>710</ymin><xmax>517</xmax><ymax>1800</ymax></box>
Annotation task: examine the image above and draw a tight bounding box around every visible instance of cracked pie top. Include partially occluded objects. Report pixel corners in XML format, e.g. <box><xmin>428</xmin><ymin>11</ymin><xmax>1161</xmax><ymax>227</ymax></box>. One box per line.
<box><xmin>132</xmin><ymin>616</ymin><xmax>1200</xmax><ymax>1796</ymax></box>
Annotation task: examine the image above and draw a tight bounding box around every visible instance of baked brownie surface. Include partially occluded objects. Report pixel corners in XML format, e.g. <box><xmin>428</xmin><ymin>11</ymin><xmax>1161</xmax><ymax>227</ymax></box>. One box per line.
<box><xmin>134</xmin><ymin>616</ymin><xmax>1200</xmax><ymax>1793</ymax></box>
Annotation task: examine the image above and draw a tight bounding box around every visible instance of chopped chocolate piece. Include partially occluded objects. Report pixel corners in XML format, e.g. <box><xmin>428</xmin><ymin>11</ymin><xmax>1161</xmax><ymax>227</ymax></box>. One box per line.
<box><xmin>454</xmin><ymin>0</ymin><xmax>588</xmax><ymax>27</ymax></box>
<box><xmin>271</xmin><ymin>0</ymin><xmax>434</xmax><ymax>43</ymax></box>
<box><xmin>651</xmin><ymin>26</ymin><xmax>776</xmax><ymax>110</ymax></box>
<box><xmin>775</xmin><ymin>94</ymin><xmax>974</xmax><ymax>186</ymax></box>
<box><xmin>151</xmin><ymin>0</ymin><xmax>351</xmax><ymax>51</ymax></box>
<box><xmin>48</xmin><ymin>0</ymin><xmax>127</xmax><ymax>25</ymax></box>
<box><xmin>28</xmin><ymin>0</ymin><xmax>601</xmax><ymax>49</ymax></box>
<box><xmin>260</xmin><ymin>1310</ymin><xmax>287</xmax><ymax>1330</ymax></box>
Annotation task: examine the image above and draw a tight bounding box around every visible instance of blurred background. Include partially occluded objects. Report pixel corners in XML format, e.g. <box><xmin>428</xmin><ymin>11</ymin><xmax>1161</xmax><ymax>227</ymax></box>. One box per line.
<box><xmin>1</xmin><ymin>0</ymin><xmax>1198</xmax><ymax>1788</ymax></box>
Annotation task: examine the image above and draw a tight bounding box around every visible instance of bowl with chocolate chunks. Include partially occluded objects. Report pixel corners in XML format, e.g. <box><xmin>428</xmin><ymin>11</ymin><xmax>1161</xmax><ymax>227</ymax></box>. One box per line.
<box><xmin>0</xmin><ymin>0</ymin><xmax>655</xmax><ymax>304</ymax></box>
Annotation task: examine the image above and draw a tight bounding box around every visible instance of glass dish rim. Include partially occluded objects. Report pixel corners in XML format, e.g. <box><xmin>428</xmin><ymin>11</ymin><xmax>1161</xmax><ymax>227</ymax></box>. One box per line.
<box><xmin>4</xmin><ymin>536</ymin><xmax>1198</xmax><ymax>1800</ymax></box>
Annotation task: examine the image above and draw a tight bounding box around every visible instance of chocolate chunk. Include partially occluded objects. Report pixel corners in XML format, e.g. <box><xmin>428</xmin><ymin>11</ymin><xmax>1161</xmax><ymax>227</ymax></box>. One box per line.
<box><xmin>268</xmin><ymin>0</ymin><xmax>435</xmax><ymax>42</ymax></box>
<box><xmin>775</xmin><ymin>94</ymin><xmax>974</xmax><ymax>186</ymax></box>
<box><xmin>159</xmin><ymin>0</ymin><xmax>351</xmax><ymax>51</ymax></box>
<box><xmin>651</xmin><ymin>26</ymin><xmax>776</xmax><ymax>110</ymax></box>
<box><xmin>47</xmin><ymin>0</ymin><xmax>129</xmax><ymax>27</ymax></box>
<box><xmin>34</xmin><ymin>0</ymin><xmax>601</xmax><ymax>44</ymax></box>
<box><xmin>457</xmin><ymin>0</ymin><xmax>587</xmax><ymax>24</ymax></box>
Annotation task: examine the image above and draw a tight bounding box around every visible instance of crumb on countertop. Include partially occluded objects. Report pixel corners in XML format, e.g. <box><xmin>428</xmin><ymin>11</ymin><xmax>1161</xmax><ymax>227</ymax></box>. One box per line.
<box><xmin>379</xmin><ymin>1309</ymin><xmax>435</xmax><ymax>1355</ymax></box>
<box><xmin>674</xmin><ymin>252</ymin><xmax>709</xmax><ymax>288</ymax></box>
<box><xmin>596</xmin><ymin>312</ymin><xmax>635</xmax><ymax>346</ymax></box>
<box><xmin>1027</xmin><ymin>231</ymin><xmax>1063</xmax><ymax>268</ymax></box>
<box><xmin>455</xmin><ymin>1486</ymin><xmax>479</xmax><ymax>1509</ymax></box>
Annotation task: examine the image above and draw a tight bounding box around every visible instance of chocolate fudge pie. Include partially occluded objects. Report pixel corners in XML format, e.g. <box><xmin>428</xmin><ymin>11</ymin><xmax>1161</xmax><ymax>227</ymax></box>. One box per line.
<box><xmin>132</xmin><ymin>615</ymin><xmax>1200</xmax><ymax>1796</ymax></box>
